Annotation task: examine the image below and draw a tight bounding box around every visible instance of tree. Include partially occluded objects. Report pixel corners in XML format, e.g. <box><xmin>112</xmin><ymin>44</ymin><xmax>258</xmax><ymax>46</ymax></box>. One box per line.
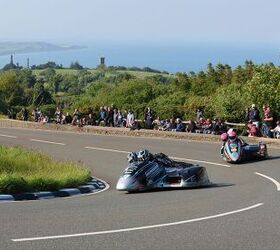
<box><xmin>32</xmin><ymin>82</ymin><xmax>54</xmax><ymax>106</ymax></box>
<box><xmin>0</xmin><ymin>71</ymin><xmax>26</xmax><ymax>107</ymax></box>
<box><xmin>70</xmin><ymin>61</ymin><xmax>83</xmax><ymax>70</ymax></box>
<box><xmin>16</xmin><ymin>69</ymin><xmax>36</xmax><ymax>88</ymax></box>
<box><xmin>243</xmin><ymin>65</ymin><xmax>280</xmax><ymax>117</ymax></box>
<box><xmin>40</xmin><ymin>68</ymin><xmax>56</xmax><ymax>82</ymax></box>
<box><xmin>171</xmin><ymin>73</ymin><xmax>192</xmax><ymax>92</ymax></box>
<box><xmin>211</xmin><ymin>83</ymin><xmax>247</xmax><ymax>122</ymax></box>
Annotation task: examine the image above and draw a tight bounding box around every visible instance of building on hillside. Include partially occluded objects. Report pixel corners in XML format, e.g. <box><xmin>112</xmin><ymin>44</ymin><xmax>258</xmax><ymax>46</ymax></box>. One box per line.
<box><xmin>99</xmin><ymin>56</ymin><xmax>105</xmax><ymax>65</ymax></box>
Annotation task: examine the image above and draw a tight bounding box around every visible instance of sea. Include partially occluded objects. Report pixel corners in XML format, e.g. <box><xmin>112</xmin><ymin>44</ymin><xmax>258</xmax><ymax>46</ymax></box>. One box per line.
<box><xmin>0</xmin><ymin>43</ymin><xmax>279</xmax><ymax>73</ymax></box>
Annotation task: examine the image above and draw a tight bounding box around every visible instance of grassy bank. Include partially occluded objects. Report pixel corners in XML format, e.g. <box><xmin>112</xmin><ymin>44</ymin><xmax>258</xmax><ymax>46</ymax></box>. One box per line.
<box><xmin>0</xmin><ymin>146</ymin><xmax>91</xmax><ymax>194</ymax></box>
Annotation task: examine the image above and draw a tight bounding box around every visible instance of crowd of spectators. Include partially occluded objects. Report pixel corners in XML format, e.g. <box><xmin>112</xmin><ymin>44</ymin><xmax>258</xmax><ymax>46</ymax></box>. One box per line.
<box><xmin>245</xmin><ymin>104</ymin><xmax>280</xmax><ymax>139</ymax></box>
<box><xmin>8</xmin><ymin>103</ymin><xmax>280</xmax><ymax>139</ymax></box>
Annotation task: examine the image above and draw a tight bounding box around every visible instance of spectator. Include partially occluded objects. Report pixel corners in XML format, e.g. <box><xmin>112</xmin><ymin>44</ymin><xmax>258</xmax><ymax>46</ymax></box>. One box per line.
<box><xmin>116</xmin><ymin>110</ymin><xmax>124</xmax><ymax>127</ymax></box>
<box><xmin>7</xmin><ymin>108</ymin><xmax>16</xmax><ymax>119</ymax></box>
<box><xmin>153</xmin><ymin>116</ymin><xmax>164</xmax><ymax>130</ymax></box>
<box><xmin>203</xmin><ymin>118</ymin><xmax>213</xmax><ymax>134</ymax></box>
<box><xmin>130</xmin><ymin>120</ymin><xmax>140</xmax><ymax>130</ymax></box>
<box><xmin>211</xmin><ymin>119</ymin><xmax>220</xmax><ymax>134</ymax></box>
<box><xmin>32</xmin><ymin>108</ymin><xmax>41</xmax><ymax>122</ymax></box>
<box><xmin>186</xmin><ymin>120</ymin><xmax>196</xmax><ymax>133</ymax></box>
<box><xmin>169</xmin><ymin>119</ymin><xmax>177</xmax><ymax>131</ymax></box>
<box><xmin>144</xmin><ymin>107</ymin><xmax>154</xmax><ymax>129</ymax></box>
<box><xmin>72</xmin><ymin>108</ymin><xmax>81</xmax><ymax>125</ymax></box>
<box><xmin>106</xmin><ymin>107</ymin><xmax>114</xmax><ymax>127</ymax></box>
<box><xmin>81</xmin><ymin>117</ymin><xmax>86</xmax><ymax>126</ymax></box>
<box><xmin>21</xmin><ymin>107</ymin><xmax>28</xmax><ymax>121</ymax></box>
<box><xmin>54</xmin><ymin>107</ymin><xmax>62</xmax><ymax>124</ymax></box>
<box><xmin>113</xmin><ymin>109</ymin><xmax>118</xmax><ymax>127</ymax></box>
<box><xmin>87</xmin><ymin>113</ymin><xmax>96</xmax><ymax>126</ymax></box>
<box><xmin>37</xmin><ymin>109</ymin><xmax>43</xmax><ymax>122</ymax></box>
<box><xmin>123</xmin><ymin>111</ymin><xmax>128</xmax><ymax>127</ymax></box>
<box><xmin>32</xmin><ymin>108</ymin><xmax>42</xmax><ymax>122</ymax></box>
<box><xmin>196</xmin><ymin>108</ymin><xmax>204</xmax><ymax>123</ymax></box>
<box><xmin>248</xmin><ymin>104</ymin><xmax>260</xmax><ymax>128</ymax></box>
<box><xmin>262</xmin><ymin>105</ymin><xmax>275</xmax><ymax>138</ymax></box>
<box><xmin>173</xmin><ymin>118</ymin><xmax>186</xmax><ymax>132</ymax></box>
<box><xmin>97</xmin><ymin>106</ymin><xmax>107</xmax><ymax>126</ymax></box>
<box><xmin>196</xmin><ymin>117</ymin><xmax>205</xmax><ymax>133</ymax></box>
<box><xmin>41</xmin><ymin>114</ymin><xmax>49</xmax><ymax>124</ymax></box>
<box><xmin>63</xmin><ymin>112</ymin><xmax>72</xmax><ymax>124</ymax></box>
<box><xmin>271</xmin><ymin>121</ymin><xmax>280</xmax><ymax>139</ymax></box>
<box><xmin>126</xmin><ymin>110</ymin><xmax>135</xmax><ymax>128</ymax></box>
<box><xmin>162</xmin><ymin>119</ymin><xmax>172</xmax><ymax>131</ymax></box>
<box><xmin>247</xmin><ymin>120</ymin><xmax>258</xmax><ymax>137</ymax></box>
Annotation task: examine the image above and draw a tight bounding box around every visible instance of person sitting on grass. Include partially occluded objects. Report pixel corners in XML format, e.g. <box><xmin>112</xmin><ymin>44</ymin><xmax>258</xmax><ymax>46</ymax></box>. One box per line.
<box><xmin>172</xmin><ymin>118</ymin><xmax>185</xmax><ymax>132</ymax></box>
<box><xmin>202</xmin><ymin>118</ymin><xmax>213</xmax><ymax>134</ymax></box>
<box><xmin>247</xmin><ymin>120</ymin><xmax>258</xmax><ymax>137</ymax></box>
<box><xmin>72</xmin><ymin>108</ymin><xmax>81</xmax><ymax>126</ymax></box>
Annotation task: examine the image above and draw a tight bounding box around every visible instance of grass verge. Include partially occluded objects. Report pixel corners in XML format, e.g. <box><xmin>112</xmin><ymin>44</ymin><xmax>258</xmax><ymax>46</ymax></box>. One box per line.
<box><xmin>0</xmin><ymin>146</ymin><xmax>91</xmax><ymax>194</ymax></box>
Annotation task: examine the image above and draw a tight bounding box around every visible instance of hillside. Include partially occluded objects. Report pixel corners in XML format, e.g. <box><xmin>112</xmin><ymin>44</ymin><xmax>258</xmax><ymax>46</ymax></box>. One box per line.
<box><xmin>0</xmin><ymin>42</ymin><xmax>85</xmax><ymax>56</ymax></box>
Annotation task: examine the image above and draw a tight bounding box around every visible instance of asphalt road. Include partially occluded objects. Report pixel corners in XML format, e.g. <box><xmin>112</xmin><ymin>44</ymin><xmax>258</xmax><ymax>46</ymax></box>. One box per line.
<box><xmin>0</xmin><ymin>127</ymin><xmax>279</xmax><ymax>250</ymax></box>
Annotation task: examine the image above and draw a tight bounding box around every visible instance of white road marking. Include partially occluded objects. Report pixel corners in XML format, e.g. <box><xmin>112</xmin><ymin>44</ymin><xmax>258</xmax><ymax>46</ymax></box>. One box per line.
<box><xmin>12</xmin><ymin>203</ymin><xmax>263</xmax><ymax>242</ymax></box>
<box><xmin>84</xmin><ymin>146</ymin><xmax>230</xmax><ymax>167</ymax></box>
<box><xmin>30</xmin><ymin>139</ymin><xmax>65</xmax><ymax>146</ymax></box>
<box><xmin>0</xmin><ymin>134</ymin><xmax>17</xmax><ymax>139</ymax></box>
<box><xmin>85</xmin><ymin>146</ymin><xmax>129</xmax><ymax>154</ymax></box>
<box><xmin>171</xmin><ymin>156</ymin><xmax>231</xmax><ymax>168</ymax></box>
<box><xmin>255</xmin><ymin>172</ymin><xmax>280</xmax><ymax>191</ymax></box>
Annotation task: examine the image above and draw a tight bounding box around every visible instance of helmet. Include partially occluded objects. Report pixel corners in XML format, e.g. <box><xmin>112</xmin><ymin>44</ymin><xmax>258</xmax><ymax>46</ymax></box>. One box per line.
<box><xmin>228</xmin><ymin>130</ymin><xmax>237</xmax><ymax>141</ymax></box>
<box><xmin>220</xmin><ymin>133</ymin><xmax>228</xmax><ymax>142</ymax></box>
<box><xmin>127</xmin><ymin>152</ymin><xmax>137</xmax><ymax>163</ymax></box>
<box><xmin>137</xmin><ymin>149</ymin><xmax>151</xmax><ymax>161</ymax></box>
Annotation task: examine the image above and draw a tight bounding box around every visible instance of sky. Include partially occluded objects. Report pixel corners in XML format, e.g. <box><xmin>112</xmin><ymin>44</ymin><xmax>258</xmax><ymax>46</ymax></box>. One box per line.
<box><xmin>0</xmin><ymin>0</ymin><xmax>279</xmax><ymax>45</ymax></box>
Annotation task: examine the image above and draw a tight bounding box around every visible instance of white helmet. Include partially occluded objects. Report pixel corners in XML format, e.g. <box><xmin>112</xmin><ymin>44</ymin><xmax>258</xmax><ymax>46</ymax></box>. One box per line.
<box><xmin>137</xmin><ymin>149</ymin><xmax>151</xmax><ymax>161</ymax></box>
<box><xmin>127</xmin><ymin>152</ymin><xmax>137</xmax><ymax>163</ymax></box>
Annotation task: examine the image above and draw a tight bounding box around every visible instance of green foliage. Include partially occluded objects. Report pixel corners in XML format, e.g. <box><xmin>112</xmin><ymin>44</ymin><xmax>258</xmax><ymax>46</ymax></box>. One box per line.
<box><xmin>32</xmin><ymin>82</ymin><xmax>54</xmax><ymax>106</ymax></box>
<box><xmin>170</xmin><ymin>73</ymin><xmax>192</xmax><ymax>93</ymax></box>
<box><xmin>16</xmin><ymin>69</ymin><xmax>36</xmax><ymax>88</ymax></box>
<box><xmin>183</xmin><ymin>95</ymin><xmax>213</xmax><ymax>120</ymax></box>
<box><xmin>152</xmin><ymin>91</ymin><xmax>186</xmax><ymax>119</ymax></box>
<box><xmin>243</xmin><ymin>65</ymin><xmax>280</xmax><ymax>117</ymax></box>
<box><xmin>0</xmin><ymin>97</ymin><xmax>8</xmax><ymax>114</ymax></box>
<box><xmin>211</xmin><ymin>83</ymin><xmax>247</xmax><ymax>122</ymax></box>
<box><xmin>0</xmin><ymin>61</ymin><xmax>279</xmax><ymax>122</ymax></box>
<box><xmin>40</xmin><ymin>104</ymin><xmax>57</xmax><ymax>117</ymax></box>
<box><xmin>0</xmin><ymin>146</ymin><xmax>91</xmax><ymax>194</ymax></box>
<box><xmin>0</xmin><ymin>71</ymin><xmax>26</xmax><ymax>107</ymax></box>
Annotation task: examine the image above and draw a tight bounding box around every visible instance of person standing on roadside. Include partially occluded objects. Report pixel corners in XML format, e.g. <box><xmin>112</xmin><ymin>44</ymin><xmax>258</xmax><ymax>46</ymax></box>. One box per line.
<box><xmin>144</xmin><ymin>107</ymin><xmax>154</xmax><ymax>129</ymax></box>
<box><xmin>263</xmin><ymin>105</ymin><xmax>275</xmax><ymax>138</ymax></box>
<box><xmin>21</xmin><ymin>107</ymin><xmax>29</xmax><ymax>121</ymax></box>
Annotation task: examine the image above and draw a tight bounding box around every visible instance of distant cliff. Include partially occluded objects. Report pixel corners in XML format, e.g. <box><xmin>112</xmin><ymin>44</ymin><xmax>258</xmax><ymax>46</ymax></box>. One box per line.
<box><xmin>0</xmin><ymin>42</ymin><xmax>86</xmax><ymax>56</ymax></box>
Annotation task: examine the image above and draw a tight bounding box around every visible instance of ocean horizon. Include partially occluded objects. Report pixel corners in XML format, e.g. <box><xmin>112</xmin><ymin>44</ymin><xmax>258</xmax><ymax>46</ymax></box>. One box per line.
<box><xmin>0</xmin><ymin>43</ymin><xmax>279</xmax><ymax>73</ymax></box>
